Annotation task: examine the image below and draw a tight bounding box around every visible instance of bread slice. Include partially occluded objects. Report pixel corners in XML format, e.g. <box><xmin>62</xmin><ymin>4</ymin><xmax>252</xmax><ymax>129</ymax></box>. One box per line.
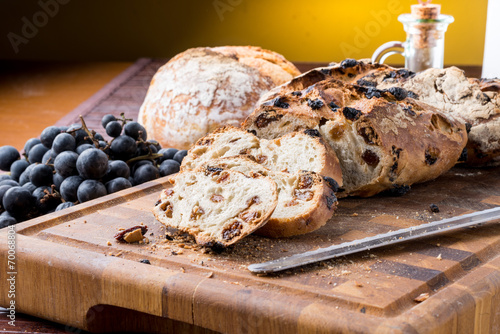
<box><xmin>243</xmin><ymin>76</ymin><xmax>467</xmax><ymax>197</ymax></box>
<box><xmin>152</xmin><ymin>168</ymin><xmax>278</xmax><ymax>247</ymax></box>
<box><xmin>181</xmin><ymin>126</ymin><xmax>343</xmax><ymax>187</ymax></box>
<box><xmin>197</xmin><ymin>156</ymin><xmax>339</xmax><ymax>238</ymax></box>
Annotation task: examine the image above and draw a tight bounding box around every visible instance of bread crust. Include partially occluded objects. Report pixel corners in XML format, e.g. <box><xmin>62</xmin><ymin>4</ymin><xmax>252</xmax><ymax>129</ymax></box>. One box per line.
<box><xmin>243</xmin><ymin>74</ymin><xmax>467</xmax><ymax>197</ymax></box>
<box><xmin>255</xmin><ymin>172</ymin><xmax>338</xmax><ymax>238</ymax></box>
<box><xmin>274</xmin><ymin>59</ymin><xmax>500</xmax><ymax>167</ymax></box>
<box><xmin>138</xmin><ymin>46</ymin><xmax>300</xmax><ymax>150</ymax></box>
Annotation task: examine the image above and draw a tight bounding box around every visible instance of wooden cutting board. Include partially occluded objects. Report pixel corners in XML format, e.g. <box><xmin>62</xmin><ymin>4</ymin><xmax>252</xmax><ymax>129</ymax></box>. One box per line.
<box><xmin>1</xmin><ymin>165</ymin><xmax>500</xmax><ymax>333</ymax></box>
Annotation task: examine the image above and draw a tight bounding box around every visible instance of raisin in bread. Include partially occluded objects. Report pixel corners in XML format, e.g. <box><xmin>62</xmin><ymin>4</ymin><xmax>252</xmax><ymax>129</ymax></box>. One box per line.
<box><xmin>277</xmin><ymin>59</ymin><xmax>500</xmax><ymax>167</ymax></box>
<box><xmin>180</xmin><ymin>126</ymin><xmax>343</xmax><ymax>187</ymax></box>
<box><xmin>243</xmin><ymin>76</ymin><xmax>467</xmax><ymax>197</ymax></box>
<box><xmin>152</xmin><ymin>168</ymin><xmax>278</xmax><ymax>247</ymax></box>
<box><xmin>196</xmin><ymin>156</ymin><xmax>339</xmax><ymax>238</ymax></box>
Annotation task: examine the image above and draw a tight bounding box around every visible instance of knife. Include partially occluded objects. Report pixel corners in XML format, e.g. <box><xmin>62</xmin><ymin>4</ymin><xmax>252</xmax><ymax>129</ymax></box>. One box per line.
<box><xmin>248</xmin><ymin>206</ymin><xmax>500</xmax><ymax>274</ymax></box>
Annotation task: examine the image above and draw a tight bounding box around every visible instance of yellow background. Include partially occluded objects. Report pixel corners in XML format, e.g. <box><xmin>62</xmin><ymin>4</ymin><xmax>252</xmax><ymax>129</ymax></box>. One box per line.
<box><xmin>0</xmin><ymin>0</ymin><xmax>488</xmax><ymax>65</ymax></box>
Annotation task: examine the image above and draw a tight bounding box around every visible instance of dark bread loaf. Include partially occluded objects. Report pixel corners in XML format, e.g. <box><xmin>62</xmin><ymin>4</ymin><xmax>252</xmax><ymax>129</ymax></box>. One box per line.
<box><xmin>274</xmin><ymin>59</ymin><xmax>500</xmax><ymax>167</ymax></box>
<box><xmin>243</xmin><ymin>74</ymin><xmax>467</xmax><ymax>197</ymax></box>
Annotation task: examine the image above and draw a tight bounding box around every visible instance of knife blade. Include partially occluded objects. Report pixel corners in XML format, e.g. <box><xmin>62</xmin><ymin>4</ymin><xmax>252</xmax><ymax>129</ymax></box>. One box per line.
<box><xmin>248</xmin><ymin>206</ymin><xmax>500</xmax><ymax>274</ymax></box>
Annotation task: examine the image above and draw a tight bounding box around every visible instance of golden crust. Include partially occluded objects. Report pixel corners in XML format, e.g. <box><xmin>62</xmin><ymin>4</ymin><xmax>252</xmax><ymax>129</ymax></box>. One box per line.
<box><xmin>243</xmin><ymin>70</ymin><xmax>468</xmax><ymax>197</ymax></box>
<box><xmin>255</xmin><ymin>172</ymin><xmax>338</xmax><ymax>238</ymax></box>
<box><xmin>138</xmin><ymin>46</ymin><xmax>300</xmax><ymax>150</ymax></box>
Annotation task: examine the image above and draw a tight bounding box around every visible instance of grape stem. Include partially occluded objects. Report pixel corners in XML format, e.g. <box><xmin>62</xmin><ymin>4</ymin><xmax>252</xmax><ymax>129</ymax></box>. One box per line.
<box><xmin>79</xmin><ymin>115</ymin><xmax>100</xmax><ymax>148</ymax></box>
<box><xmin>126</xmin><ymin>152</ymin><xmax>163</xmax><ymax>165</ymax></box>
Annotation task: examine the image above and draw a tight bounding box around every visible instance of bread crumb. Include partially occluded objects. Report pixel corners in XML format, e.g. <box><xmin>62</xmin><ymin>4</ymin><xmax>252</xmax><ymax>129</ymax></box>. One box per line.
<box><xmin>118</xmin><ymin>227</ymin><xmax>125</xmax><ymax>231</ymax></box>
<box><xmin>206</xmin><ymin>272</ymin><xmax>214</xmax><ymax>278</ymax></box>
<box><xmin>123</xmin><ymin>228</ymin><xmax>145</xmax><ymax>243</ymax></box>
<box><xmin>180</xmin><ymin>267</ymin><xmax>185</xmax><ymax>273</ymax></box>
<box><xmin>84</xmin><ymin>220</ymin><xmax>87</xmax><ymax>224</ymax></box>
<box><xmin>414</xmin><ymin>292</ymin><xmax>430</xmax><ymax>302</ymax></box>
<box><xmin>354</xmin><ymin>281</ymin><xmax>363</xmax><ymax>287</ymax></box>
<box><xmin>352</xmin><ymin>213</ymin><xmax>358</xmax><ymax>217</ymax></box>
<box><xmin>107</xmin><ymin>241</ymin><xmax>112</xmax><ymax>246</ymax></box>
<box><xmin>436</xmin><ymin>253</ymin><xmax>442</xmax><ymax>260</ymax></box>
<box><xmin>341</xmin><ymin>270</ymin><xmax>352</xmax><ymax>275</ymax></box>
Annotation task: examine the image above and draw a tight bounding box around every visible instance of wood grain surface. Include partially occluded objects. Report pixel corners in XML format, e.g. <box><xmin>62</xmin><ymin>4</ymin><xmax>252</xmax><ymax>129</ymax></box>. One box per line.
<box><xmin>1</xmin><ymin>164</ymin><xmax>500</xmax><ymax>333</ymax></box>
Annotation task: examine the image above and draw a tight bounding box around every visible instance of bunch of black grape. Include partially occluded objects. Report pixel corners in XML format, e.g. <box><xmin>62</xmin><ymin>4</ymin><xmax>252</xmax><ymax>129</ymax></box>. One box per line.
<box><xmin>0</xmin><ymin>113</ymin><xmax>187</xmax><ymax>227</ymax></box>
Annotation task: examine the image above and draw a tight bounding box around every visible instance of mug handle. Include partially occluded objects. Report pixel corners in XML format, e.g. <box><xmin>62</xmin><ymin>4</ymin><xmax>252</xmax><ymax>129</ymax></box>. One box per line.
<box><xmin>371</xmin><ymin>41</ymin><xmax>405</xmax><ymax>64</ymax></box>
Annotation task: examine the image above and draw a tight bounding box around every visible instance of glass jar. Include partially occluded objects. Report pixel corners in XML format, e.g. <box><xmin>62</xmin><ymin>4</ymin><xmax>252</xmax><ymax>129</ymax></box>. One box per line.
<box><xmin>372</xmin><ymin>13</ymin><xmax>454</xmax><ymax>72</ymax></box>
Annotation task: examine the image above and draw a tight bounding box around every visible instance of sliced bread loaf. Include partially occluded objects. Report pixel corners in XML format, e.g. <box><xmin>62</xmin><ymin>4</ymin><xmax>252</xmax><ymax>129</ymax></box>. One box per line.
<box><xmin>180</xmin><ymin>126</ymin><xmax>343</xmax><ymax>187</ymax></box>
<box><xmin>243</xmin><ymin>76</ymin><xmax>467</xmax><ymax>197</ymax></box>
<box><xmin>197</xmin><ymin>156</ymin><xmax>339</xmax><ymax>238</ymax></box>
<box><xmin>152</xmin><ymin>168</ymin><xmax>278</xmax><ymax>247</ymax></box>
<box><xmin>286</xmin><ymin>59</ymin><xmax>500</xmax><ymax>167</ymax></box>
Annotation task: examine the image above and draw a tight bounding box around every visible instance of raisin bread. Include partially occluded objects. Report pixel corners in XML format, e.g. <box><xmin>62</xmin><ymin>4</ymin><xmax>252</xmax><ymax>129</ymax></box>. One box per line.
<box><xmin>180</xmin><ymin>126</ymin><xmax>343</xmax><ymax>186</ymax></box>
<box><xmin>243</xmin><ymin>76</ymin><xmax>467</xmax><ymax>197</ymax></box>
<box><xmin>280</xmin><ymin>59</ymin><xmax>500</xmax><ymax>167</ymax></box>
<box><xmin>196</xmin><ymin>156</ymin><xmax>339</xmax><ymax>238</ymax></box>
<box><xmin>152</xmin><ymin>168</ymin><xmax>278</xmax><ymax>247</ymax></box>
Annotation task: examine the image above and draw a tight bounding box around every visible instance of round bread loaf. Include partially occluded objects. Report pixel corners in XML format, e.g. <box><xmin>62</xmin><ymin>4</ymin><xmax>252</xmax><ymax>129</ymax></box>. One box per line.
<box><xmin>138</xmin><ymin>46</ymin><xmax>301</xmax><ymax>150</ymax></box>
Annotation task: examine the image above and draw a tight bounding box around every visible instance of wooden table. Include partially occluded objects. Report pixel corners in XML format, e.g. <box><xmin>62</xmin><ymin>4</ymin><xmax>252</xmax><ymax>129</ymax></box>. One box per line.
<box><xmin>0</xmin><ymin>60</ymin><xmax>489</xmax><ymax>333</ymax></box>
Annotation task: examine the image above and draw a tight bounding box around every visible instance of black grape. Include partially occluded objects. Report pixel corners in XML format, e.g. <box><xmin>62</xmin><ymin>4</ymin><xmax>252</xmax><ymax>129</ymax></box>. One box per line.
<box><xmin>0</xmin><ymin>180</ymin><xmax>19</xmax><ymax>187</ymax></box>
<box><xmin>106</xmin><ymin>121</ymin><xmax>122</xmax><ymax>138</ymax></box>
<box><xmin>0</xmin><ymin>175</ymin><xmax>11</xmax><ymax>182</ymax></box>
<box><xmin>40</xmin><ymin>126</ymin><xmax>61</xmax><ymax>148</ymax></box>
<box><xmin>76</xmin><ymin>148</ymin><xmax>109</xmax><ymax>179</ymax></box>
<box><xmin>131</xmin><ymin>160</ymin><xmax>153</xmax><ymax>174</ymax></box>
<box><xmin>133</xmin><ymin>164</ymin><xmax>160</xmax><ymax>185</ymax></box>
<box><xmin>110</xmin><ymin>135</ymin><xmax>137</xmax><ymax>160</ymax></box>
<box><xmin>77</xmin><ymin>180</ymin><xmax>107</xmax><ymax>203</ymax></box>
<box><xmin>42</xmin><ymin>149</ymin><xmax>58</xmax><ymax>164</ymax></box>
<box><xmin>0</xmin><ymin>145</ymin><xmax>20</xmax><ymax>171</ymax></box>
<box><xmin>28</xmin><ymin>144</ymin><xmax>49</xmax><ymax>164</ymax></box>
<box><xmin>30</xmin><ymin>164</ymin><xmax>54</xmax><ymax>187</ymax></box>
<box><xmin>157</xmin><ymin>148</ymin><xmax>178</xmax><ymax>163</ymax></box>
<box><xmin>52</xmin><ymin>133</ymin><xmax>76</xmax><ymax>153</ymax></box>
<box><xmin>101</xmin><ymin>114</ymin><xmax>117</xmax><ymax>129</ymax></box>
<box><xmin>10</xmin><ymin>159</ymin><xmax>30</xmax><ymax>181</ymax></box>
<box><xmin>95</xmin><ymin>133</ymin><xmax>104</xmax><ymax>141</ymax></box>
<box><xmin>60</xmin><ymin>176</ymin><xmax>84</xmax><ymax>202</ymax></box>
<box><xmin>55</xmin><ymin>202</ymin><xmax>74</xmax><ymax>211</ymax></box>
<box><xmin>2</xmin><ymin>187</ymin><xmax>36</xmax><ymax>220</ymax></box>
<box><xmin>159</xmin><ymin>159</ymin><xmax>180</xmax><ymax>176</ymax></box>
<box><xmin>52</xmin><ymin>173</ymin><xmax>65</xmax><ymax>191</ymax></box>
<box><xmin>22</xmin><ymin>182</ymin><xmax>37</xmax><ymax>193</ymax></box>
<box><xmin>103</xmin><ymin>160</ymin><xmax>130</xmax><ymax>182</ymax></box>
<box><xmin>124</xmin><ymin>121</ymin><xmax>147</xmax><ymax>141</ymax></box>
<box><xmin>0</xmin><ymin>185</ymin><xmax>12</xmax><ymax>210</ymax></box>
<box><xmin>54</xmin><ymin>151</ymin><xmax>79</xmax><ymax>177</ymax></box>
<box><xmin>23</xmin><ymin>138</ymin><xmax>41</xmax><ymax>156</ymax></box>
<box><xmin>76</xmin><ymin>143</ymin><xmax>93</xmax><ymax>154</ymax></box>
<box><xmin>173</xmin><ymin>150</ymin><xmax>188</xmax><ymax>164</ymax></box>
<box><xmin>105</xmin><ymin>177</ymin><xmax>132</xmax><ymax>194</ymax></box>
<box><xmin>67</xmin><ymin>125</ymin><xmax>92</xmax><ymax>145</ymax></box>
<box><xmin>0</xmin><ymin>215</ymin><xmax>16</xmax><ymax>227</ymax></box>
<box><xmin>18</xmin><ymin>164</ymin><xmax>36</xmax><ymax>186</ymax></box>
